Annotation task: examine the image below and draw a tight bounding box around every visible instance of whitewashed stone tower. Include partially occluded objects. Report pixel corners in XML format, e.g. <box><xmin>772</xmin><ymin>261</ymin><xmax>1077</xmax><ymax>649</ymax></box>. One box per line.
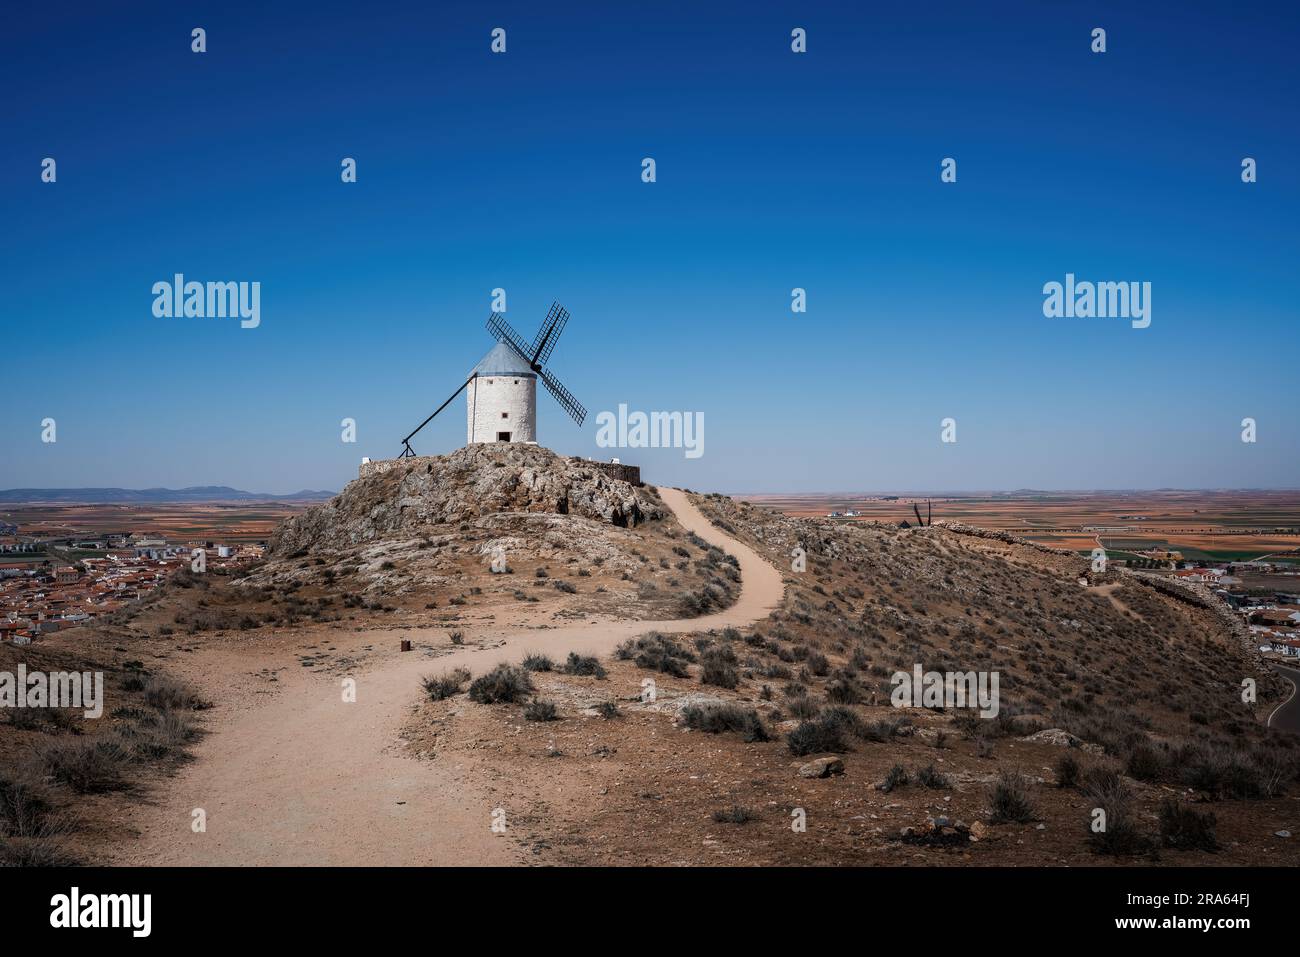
<box><xmin>466</xmin><ymin>341</ymin><xmax>537</xmax><ymax>444</ymax></box>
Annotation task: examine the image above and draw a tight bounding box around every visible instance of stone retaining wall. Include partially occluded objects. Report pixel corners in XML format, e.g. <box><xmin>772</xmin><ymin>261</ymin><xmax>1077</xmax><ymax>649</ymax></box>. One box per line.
<box><xmin>359</xmin><ymin>454</ymin><xmax>640</xmax><ymax>486</ymax></box>
<box><xmin>588</xmin><ymin>461</ymin><xmax>641</xmax><ymax>485</ymax></box>
<box><xmin>358</xmin><ymin>457</ymin><xmax>411</xmax><ymax>480</ymax></box>
<box><xmin>1125</xmin><ymin>569</ymin><xmax>1263</xmax><ymax>659</ymax></box>
<box><xmin>932</xmin><ymin>520</ymin><xmax>1079</xmax><ymax>558</ymax></box>
<box><xmin>937</xmin><ymin>521</ymin><xmax>1271</xmax><ymax>676</ymax></box>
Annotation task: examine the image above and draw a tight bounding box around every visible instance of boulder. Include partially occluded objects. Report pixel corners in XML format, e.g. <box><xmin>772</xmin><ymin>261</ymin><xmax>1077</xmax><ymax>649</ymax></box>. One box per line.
<box><xmin>1020</xmin><ymin>728</ymin><xmax>1105</xmax><ymax>755</ymax></box>
<box><xmin>1021</xmin><ymin>728</ymin><xmax>1081</xmax><ymax>748</ymax></box>
<box><xmin>798</xmin><ymin>756</ymin><xmax>845</xmax><ymax>779</ymax></box>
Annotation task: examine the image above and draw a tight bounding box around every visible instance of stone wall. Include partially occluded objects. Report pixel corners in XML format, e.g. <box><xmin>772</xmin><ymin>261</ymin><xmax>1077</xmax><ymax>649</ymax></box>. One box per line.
<box><xmin>584</xmin><ymin>460</ymin><xmax>641</xmax><ymax>486</ymax></box>
<box><xmin>360</xmin><ymin>454</ymin><xmax>641</xmax><ymax>486</ymax></box>
<box><xmin>933</xmin><ymin>520</ymin><xmax>1080</xmax><ymax>558</ymax></box>
<box><xmin>358</xmin><ymin>457</ymin><xmax>416</xmax><ymax>479</ymax></box>
<box><xmin>1125</xmin><ymin>569</ymin><xmax>1265</xmax><ymax>659</ymax></box>
<box><xmin>937</xmin><ymin>521</ymin><xmax>1271</xmax><ymax>675</ymax></box>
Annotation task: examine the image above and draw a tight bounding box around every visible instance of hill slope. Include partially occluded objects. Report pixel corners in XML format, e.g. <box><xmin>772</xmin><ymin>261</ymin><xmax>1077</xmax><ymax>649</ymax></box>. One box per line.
<box><xmin>268</xmin><ymin>444</ymin><xmax>663</xmax><ymax>557</ymax></box>
<box><xmin>10</xmin><ymin>459</ymin><xmax>1297</xmax><ymax>869</ymax></box>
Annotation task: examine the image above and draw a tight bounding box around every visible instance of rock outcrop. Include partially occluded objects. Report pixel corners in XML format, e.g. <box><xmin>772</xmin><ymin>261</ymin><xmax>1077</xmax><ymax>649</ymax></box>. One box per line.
<box><xmin>269</xmin><ymin>444</ymin><xmax>662</xmax><ymax>556</ymax></box>
<box><xmin>798</xmin><ymin>756</ymin><xmax>845</xmax><ymax>779</ymax></box>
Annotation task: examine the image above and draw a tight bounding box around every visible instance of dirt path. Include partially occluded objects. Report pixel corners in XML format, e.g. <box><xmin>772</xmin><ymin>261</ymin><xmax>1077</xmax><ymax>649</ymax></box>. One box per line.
<box><xmin>108</xmin><ymin>487</ymin><xmax>785</xmax><ymax>866</ymax></box>
<box><xmin>1268</xmin><ymin>662</ymin><xmax>1300</xmax><ymax>734</ymax></box>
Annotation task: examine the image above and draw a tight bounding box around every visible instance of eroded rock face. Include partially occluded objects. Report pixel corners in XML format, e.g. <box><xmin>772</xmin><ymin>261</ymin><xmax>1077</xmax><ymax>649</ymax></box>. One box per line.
<box><xmin>268</xmin><ymin>444</ymin><xmax>662</xmax><ymax>556</ymax></box>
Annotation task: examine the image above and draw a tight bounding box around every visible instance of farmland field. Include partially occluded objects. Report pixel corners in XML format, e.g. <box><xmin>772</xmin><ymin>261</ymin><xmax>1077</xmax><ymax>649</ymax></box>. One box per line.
<box><xmin>5</xmin><ymin>490</ymin><xmax>1298</xmax><ymax>565</ymax></box>
<box><xmin>0</xmin><ymin>501</ymin><xmax>313</xmax><ymax>546</ymax></box>
<box><xmin>742</xmin><ymin>489</ymin><xmax>1300</xmax><ymax>561</ymax></box>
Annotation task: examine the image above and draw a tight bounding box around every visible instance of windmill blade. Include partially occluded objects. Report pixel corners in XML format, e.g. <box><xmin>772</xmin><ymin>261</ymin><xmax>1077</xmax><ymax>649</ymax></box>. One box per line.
<box><xmin>530</xmin><ymin>301</ymin><xmax>569</xmax><ymax>368</ymax></box>
<box><xmin>485</xmin><ymin>313</ymin><xmax>535</xmax><ymax>367</ymax></box>
<box><xmin>539</xmin><ymin>367</ymin><xmax>586</xmax><ymax>426</ymax></box>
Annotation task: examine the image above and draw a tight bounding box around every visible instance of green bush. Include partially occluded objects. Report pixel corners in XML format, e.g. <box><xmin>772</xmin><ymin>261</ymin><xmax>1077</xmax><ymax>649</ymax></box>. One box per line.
<box><xmin>143</xmin><ymin>676</ymin><xmax>208</xmax><ymax>711</ymax></box>
<box><xmin>879</xmin><ymin>763</ymin><xmax>910</xmax><ymax>793</ymax></box>
<box><xmin>917</xmin><ymin>763</ymin><xmax>951</xmax><ymax>789</ymax></box>
<box><xmin>1126</xmin><ymin>742</ymin><xmax>1167</xmax><ymax>782</ymax></box>
<box><xmin>1085</xmin><ymin>775</ymin><xmax>1153</xmax><ymax>856</ymax></box>
<box><xmin>0</xmin><ymin>768</ymin><xmax>57</xmax><ymax>838</ymax></box>
<box><xmin>523</xmin><ymin>699</ymin><xmax>559</xmax><ymax>722</ymax></box>
<box><xmin>43</xmin><ymin>738</ymin><xmax>131</xmax><ymax>794</ymax></box>
<box><xmin>617</xmin><ymin>632</ymin><xmax>694</xmax><ymax>677</ymax></box>
<box><xmin>1055</xmin><ymin>752</ymin><xmax>1081</xmax><ymax>788</ymax></box>
<box><xmin>681</xmin><ymin>703</ymin><xmax>769</xmax><ymax>743</ymax></box>
<box><xmin>468</xmin><ymin>664</ymin><xmax>534</xmax><ymax>704</ymax></box>
<box><xmin>825</xmin><ymin>679</ymin><xmax>863</xmax><ymax>704</ymax></box>
<box><xmin>422</xmin><ymin>667</ymin><xmax>471</xmax><ymax>701</ymax></box>
<box><xmin>787</xmin><ymin>713</ymin><xmax>851</xmax><ymax>756</ymax></box>
<box><xmin>787</xmin><ymin>694</ymin><xmax>821</xmax><ymax>719</ymax></box>
<box><xmin>562</xmin><ymin>653</ymin><xmax>607</xmax><ymax>678</ymax></box>
<box><xmin>1158</xmin><ymin>799</ymin><xmax>1218</xmax><ymax>852</ymax></box>
<box><xmin>521</xmin><ymin>653</ymin><xmax>554</xmax><ymax>672</ymax></box>
<box><xmin>1177</xmin><ymin>742</ymin><xmax>1265</xmax><ymax>800</ymax></box>
<box><xmin>700</xmin><ymin>645</ymin><xmax>739</xmax><ymax>689</ymax></box>
<box><xmin>987</xmin><ymin>771</ymin><xmax>1036</xmax><ymax>824</ymax></box>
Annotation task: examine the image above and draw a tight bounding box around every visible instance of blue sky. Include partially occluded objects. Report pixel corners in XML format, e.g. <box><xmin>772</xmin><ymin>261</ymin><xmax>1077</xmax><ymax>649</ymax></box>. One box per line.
<box><xmin>2</xmin><ymin>1</ymin><xmax>1296</xmax><ymax>494</ymax></box>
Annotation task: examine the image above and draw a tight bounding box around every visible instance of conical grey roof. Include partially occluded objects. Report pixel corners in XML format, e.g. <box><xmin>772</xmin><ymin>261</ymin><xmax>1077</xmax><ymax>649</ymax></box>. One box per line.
<box><xmin>471</xmin><ymin>341</ymin><xmax>535</xmax><ymax>377</ymax></box>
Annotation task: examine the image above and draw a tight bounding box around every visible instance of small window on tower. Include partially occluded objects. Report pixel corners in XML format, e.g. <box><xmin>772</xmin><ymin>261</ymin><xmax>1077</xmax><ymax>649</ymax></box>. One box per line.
<box><xmin>501</xmin><ymin>412</ymin><xmax>508</xmax><ymax>419</ymax></box>
<box><xmin>513</xmin><ymin>379</ymin><xmax>518</xmax><ymax>384</ymax></box>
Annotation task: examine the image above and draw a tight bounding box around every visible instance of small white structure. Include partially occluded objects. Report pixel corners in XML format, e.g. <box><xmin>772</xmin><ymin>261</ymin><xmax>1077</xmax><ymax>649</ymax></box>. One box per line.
<box><xmin>466</xmin><ymin>341</ymin><xmax>537</xmax><ymax>444</ymax></box>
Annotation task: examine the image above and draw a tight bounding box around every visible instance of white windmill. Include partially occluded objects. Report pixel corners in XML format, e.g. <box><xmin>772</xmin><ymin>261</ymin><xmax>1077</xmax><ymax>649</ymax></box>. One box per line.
<box><xmin>398</xmin><ymin>302</ymin><xmax>586</xmax><ymax>456</ymax></box>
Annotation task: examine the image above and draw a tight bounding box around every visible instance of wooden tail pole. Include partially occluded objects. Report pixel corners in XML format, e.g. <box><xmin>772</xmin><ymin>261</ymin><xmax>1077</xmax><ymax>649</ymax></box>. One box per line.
<box><xmin>400</xmin><ymin>374</ymin><xmax>477</xmax><ymax>456</ymax></box>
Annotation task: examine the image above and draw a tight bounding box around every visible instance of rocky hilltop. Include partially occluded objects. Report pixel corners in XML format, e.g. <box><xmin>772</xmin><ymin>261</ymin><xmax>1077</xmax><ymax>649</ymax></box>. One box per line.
<box><xmin>269</xmin><ymin>444</ymin><xmax>663</xmax><ymax>556</ymax></box>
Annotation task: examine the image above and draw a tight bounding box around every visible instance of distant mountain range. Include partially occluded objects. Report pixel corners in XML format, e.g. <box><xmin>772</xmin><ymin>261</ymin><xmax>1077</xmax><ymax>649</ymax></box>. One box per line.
<box><xmin>0</xmin><ymin>486</ymin><xmax>335</xmax><ymax>504</ymax></box>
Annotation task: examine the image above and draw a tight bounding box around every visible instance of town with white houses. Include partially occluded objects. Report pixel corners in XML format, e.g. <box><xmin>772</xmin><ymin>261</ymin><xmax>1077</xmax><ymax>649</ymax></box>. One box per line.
<box><xmin>1163</xmin><ymin>559</ymin><xmax>1300</xmax><ymax>658</ymax></box>
<box><xmin>1122</xmin><ymin>549</ymin><xmax>1300</xmax><ymax>657</ymax></box>
<box><xmin>0</xmin><ymin>531</ymin><xmax>262</xmax><ymax>643</ymax></box>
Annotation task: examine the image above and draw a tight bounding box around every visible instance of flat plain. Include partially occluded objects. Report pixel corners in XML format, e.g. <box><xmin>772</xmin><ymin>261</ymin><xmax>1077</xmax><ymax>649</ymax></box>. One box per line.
<box><xmin>7</xmin><ymin>492</ymin><xmax>1298</xmax><ymax>564</ymax></box>
<box><xmin>744</xmin><ymin>490</ymin><xmax>1300</xmax><ymax>561</ymax></box>
<box><xmin>0</xmin><ymin>502</ymin><xmax>313</xmax><ymax>546</ymax></box>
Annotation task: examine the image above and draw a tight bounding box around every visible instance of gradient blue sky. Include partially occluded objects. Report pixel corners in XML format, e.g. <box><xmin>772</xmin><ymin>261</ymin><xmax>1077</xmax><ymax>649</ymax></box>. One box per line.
<box><xmin>2</xmin><ymin>1</ymin><xmax>1296</xmax><ymax>494</ymax></box>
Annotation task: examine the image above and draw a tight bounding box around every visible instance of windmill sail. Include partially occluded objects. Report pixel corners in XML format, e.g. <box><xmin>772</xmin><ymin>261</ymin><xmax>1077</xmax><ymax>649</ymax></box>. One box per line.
<box><xmin>485</xmin><ymin>313</ymin><xmax>535</xmax><ymax>366</ymax></box>
<box><xmin>540</xmin><ymin>367</ymin><xmax>586</xmax><ymax>426</ymax></box>
<box><xmin>531</xmin><ymin>302</ymin><xmax>569</xmax><ymax>367</ymax></box>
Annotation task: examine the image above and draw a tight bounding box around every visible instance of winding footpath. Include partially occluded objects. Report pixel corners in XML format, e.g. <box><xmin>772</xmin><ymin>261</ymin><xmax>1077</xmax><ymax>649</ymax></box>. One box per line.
<box><xmin>109</xmin><ymin>487</ymin><xmax>785</xmax><ymax>866</ymax></box>
<box><xmin>1268</xmin><ymin>662</ymin><xmax>1300</xmax><ymax>735</ymax></box>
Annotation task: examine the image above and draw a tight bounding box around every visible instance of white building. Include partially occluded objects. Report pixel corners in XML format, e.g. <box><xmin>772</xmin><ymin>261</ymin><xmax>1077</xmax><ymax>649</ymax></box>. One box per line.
<box><xmin>466</xmin><ymin>342</ymin><xmax>537</xmax><ymax>445</ymax></box>
<box><xmin>1174</xmin><ymin>568</ymin><xmax>1225</xmax><ymax>585</ymax></box>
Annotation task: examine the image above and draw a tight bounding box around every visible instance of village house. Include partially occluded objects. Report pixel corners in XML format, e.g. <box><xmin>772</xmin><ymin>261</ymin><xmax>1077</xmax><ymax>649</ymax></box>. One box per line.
<box><xmin>1173</xmin><ymin>567</ymin><xmax>1224</xmax><ymax>585</ymax></box>
<box><xmin>53</xmin><ymin>565</ymin><xmax>81</xmax><ymax>585</ymax></box>
<box><xmin>1268</xmin><ymin>638</ymin><xmax>1300</xmax><ymax>658</ymax></box>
